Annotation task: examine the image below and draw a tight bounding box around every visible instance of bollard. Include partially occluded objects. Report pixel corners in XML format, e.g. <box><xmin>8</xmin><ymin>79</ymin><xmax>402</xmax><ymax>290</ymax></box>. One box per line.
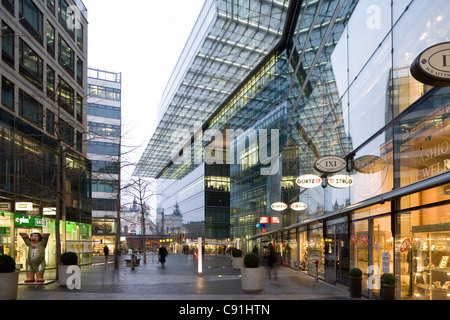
<box><xmin>131</xmin><ymin>254</ymin><xmax>135</xmax><ymax>270</ymax></box>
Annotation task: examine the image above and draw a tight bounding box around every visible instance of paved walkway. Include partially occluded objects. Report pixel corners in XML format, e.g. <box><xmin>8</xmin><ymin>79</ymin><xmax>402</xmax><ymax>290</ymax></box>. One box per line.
<box><xmin>16</xmin><ymin>253</ymin><xmax>353</xmax><ymax>301</ymax></box>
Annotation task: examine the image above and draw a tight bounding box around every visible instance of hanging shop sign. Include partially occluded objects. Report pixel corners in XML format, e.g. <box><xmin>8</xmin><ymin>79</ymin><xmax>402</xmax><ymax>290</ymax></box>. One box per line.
<box><xmin>271</xmin><ymin>202</ymin><xmax>287</xmax><ymax>211</ymax></box>
<box><xmin>290</xmin><ymin>202</ymin><xmax>307</xmax><ymax>211</ymax></box>
<box><xmin>353</xmin><ymin>155</ymin><xmax>386</xmax><ymax>174</ymax></box>
<box><xmin>327</xmin><ymin>175</ymin><xmax>354</xmax><ymax>189</ymax></box>
<box><xmin>270</xmin><ymin>217</ymin><xmax>280</xmax><ymax>224</ymax></box>
<box><xmin>411</xmin><ymin>42</ymin><xmax>450</xmax><ymax>87</ymax></box>
<box><xmin>14</xmin><ymin>214</ymin><xmax>47</xmax><ymax>227</ymax></box>
<box><xmin>15</xmin><ymin>202</ymin><xmax>33</xmax><ymax>211</ymax></box>
<box><xmin>314</xmin><ymin>156</ymin><xmax>346</xmax><ymax>173</ymax></box>
<box><xmin>260</xmin><ymin>217</ymin><xmax>269</xmax><ymax>224</ymax></box>
<box><xmin>296</xmin><ymin>174</ymin><xmax>322</xmax><ymax>189</ymax></box>
<box><xmin>0</xmin><ymin>202</ymin><xmax>12</xmax><ymax>211</ymax></box>
<box><xmin>43</xmin><ymin>207</ymin><xmax>56</xmax><ymax>215</ymax></box>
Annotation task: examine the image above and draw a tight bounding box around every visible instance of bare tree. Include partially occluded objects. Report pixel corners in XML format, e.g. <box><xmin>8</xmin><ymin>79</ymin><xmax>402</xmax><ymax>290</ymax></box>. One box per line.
<box><xmin>124</xmin><ymin>177</ymin><xmax>157</xmax><ymax>264</ymax></box>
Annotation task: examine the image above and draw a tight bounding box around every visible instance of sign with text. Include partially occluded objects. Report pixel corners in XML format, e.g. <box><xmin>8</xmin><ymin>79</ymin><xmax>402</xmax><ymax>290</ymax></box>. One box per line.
<box><xmin>411</xmin><ymin>42</ymin><xmax>450</xmax><ymax>87</ymax></box>
<box><xmin>14</xmin><ymin>214</ymin><xmax>46</xmax><ymax>227</ymax></box>
<box><xmin>270</xmin><ymin>202</ymin><xmax>287</xmax><ymax>211</ymax></box>
<box><xmin>296</xmin><ymin>174</ymin><xmax>322</xmax><ymax>189</ymax></box>
<box><xmin>290</xmin><ymin>202</ymin><xmax>307</xmax><ymax>211</ymax></box>
<box><xmin>314</xmin><ymin>156</ymin><xmax>346</xmax><ymax>173</ymax></box>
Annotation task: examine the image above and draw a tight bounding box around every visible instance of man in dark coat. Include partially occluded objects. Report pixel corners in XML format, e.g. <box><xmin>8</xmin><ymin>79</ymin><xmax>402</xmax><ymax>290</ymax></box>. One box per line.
<box><xmin>158</xmin><ymin>245</ymin><xmax>168</xmax><ymax>268</ymax></box>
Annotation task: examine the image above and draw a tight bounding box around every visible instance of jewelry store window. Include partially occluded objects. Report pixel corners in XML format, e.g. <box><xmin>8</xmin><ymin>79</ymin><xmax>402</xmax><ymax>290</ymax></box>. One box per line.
<box><xmin>397</xmin><ymin>203</ymin><xmax>450</xmax><ymax>300</ymax></box>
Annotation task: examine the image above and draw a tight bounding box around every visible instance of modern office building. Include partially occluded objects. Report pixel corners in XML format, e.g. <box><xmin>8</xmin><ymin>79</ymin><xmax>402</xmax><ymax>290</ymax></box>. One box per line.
<box><xmin>0</xmin><ymin>0</ymin><xmax>92</xmax><ymax>266</ymax></box>
<box><xmin>87</xmin><ymin>67</ymin><xmax>121</xmax><ymax>255</ymax></box>
<box><xmin>135</xmin><ymin>0</ymin><xmax>449</xmax><ymax>300</ymax></box>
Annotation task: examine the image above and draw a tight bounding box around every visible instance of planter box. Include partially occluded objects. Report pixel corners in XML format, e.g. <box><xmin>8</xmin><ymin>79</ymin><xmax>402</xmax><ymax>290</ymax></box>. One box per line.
<box><xmin>349</xmin><ymin>277</ymin><xmax>362</xmax><ymax>298</ymax></box>
<box><xmin>0</xmin><ymin>272</ymin><xmax>19</xmax><ymax>300</ymax></box>
<box><xmin>380</xmin><ymin>284</ymin><xmax>395</xmax><ymax>300</ymax></box>
<box><xmin>232</xmin><ymin>257</ymin><xmax>243</xmax><ymax>269</ymax></box>
<box><xmin>241</xmin><ymin>267</ymin><xmax>264</xmax><ymax>292</ymax></box>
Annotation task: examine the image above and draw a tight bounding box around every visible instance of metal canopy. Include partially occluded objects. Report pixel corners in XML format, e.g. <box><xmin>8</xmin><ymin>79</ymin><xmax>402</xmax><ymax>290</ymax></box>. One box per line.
<box><xmin>133</xmin><ymin>0</ymin><xmax>291</xmax><ymax>178</ymax></box>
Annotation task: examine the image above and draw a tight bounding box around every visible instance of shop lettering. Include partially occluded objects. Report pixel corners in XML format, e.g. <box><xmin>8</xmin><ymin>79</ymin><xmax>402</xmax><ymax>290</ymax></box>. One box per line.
<box><xmin>417</xmin><ymin>141</ymin><xmax>449</xmax><ymax>164</ymax></box>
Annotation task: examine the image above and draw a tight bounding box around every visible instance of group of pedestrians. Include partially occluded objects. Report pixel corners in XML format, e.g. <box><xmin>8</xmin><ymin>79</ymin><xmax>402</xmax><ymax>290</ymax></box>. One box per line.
<box><xmin>102</xmin><ymin>245</ymin><xmax>169</xmax><ymax>269</ymax></box>
<box><xmin>252</xmin><ymin>244</ymin><xmax>279</xmax><ymax>280</ymax></box>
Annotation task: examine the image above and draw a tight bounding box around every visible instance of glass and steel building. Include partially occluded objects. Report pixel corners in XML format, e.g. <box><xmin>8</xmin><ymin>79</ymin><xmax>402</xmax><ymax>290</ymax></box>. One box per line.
<box><xmin>134</xmin><ymin>0</ymin><xmax>449</xmax><ymax>300</ymax></box>
<box><xmin>87</xmin><ymin>67</ymin><xmax>121</xmax><ymax>255</ymax></box>
<box><xmin>0</xmin><ymin>0</ymin><xmax>92</xmax><ymax>266</ymax></box>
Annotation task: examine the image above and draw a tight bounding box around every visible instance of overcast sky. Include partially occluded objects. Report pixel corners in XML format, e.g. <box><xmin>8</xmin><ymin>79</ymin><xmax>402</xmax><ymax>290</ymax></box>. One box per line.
<box><xmin>82</xmin><ymin>0</ymin><xmax>205</xmax><ymax>179</ymax></box>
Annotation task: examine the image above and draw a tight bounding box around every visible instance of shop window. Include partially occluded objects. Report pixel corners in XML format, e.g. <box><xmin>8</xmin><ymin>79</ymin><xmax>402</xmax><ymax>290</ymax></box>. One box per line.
<box><xmin>397</xmin><ymin>204</ymin><xmax>450</xmax><ymax>300</ymax></box>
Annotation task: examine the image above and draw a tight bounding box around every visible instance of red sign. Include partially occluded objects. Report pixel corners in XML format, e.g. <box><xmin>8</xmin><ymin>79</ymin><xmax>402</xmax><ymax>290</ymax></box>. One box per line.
<box><xmin>270</xmin><ymin>217</ymin><xmax>280</xmax><ymax>224</ymax></box>
<box><xmin>350</xmin><ymin>235</ymin><xmax>357</xmax><ymax>244</ymax></box>
<box><xmin>400</xmin><ymin>238</ymin><xmax>411</xmax><ymax>253</ymax></box>
<box><xmin>361</xmin><ymin>234</ymin><xmax>368</xmax><ymax>245</ymax></box>
<box><xmin>194</xmin><ymin>251</ymin><xmax>198</xmax><ymax>261</ymax></box>
<box><xmin>260</xmin><ymin>217</ymin><xmax>269</xmax><ymax>224</ymax></box>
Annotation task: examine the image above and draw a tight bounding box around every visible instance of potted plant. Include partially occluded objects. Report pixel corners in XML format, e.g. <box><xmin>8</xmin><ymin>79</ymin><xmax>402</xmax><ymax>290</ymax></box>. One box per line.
<box><xmin>380</xmin><ymin>273</ymin><xmax>396</xmax><ymax>300</ymax></box>
<box><xmin>241</xmin><ymin>252</ymin><xmax>264</xmax><ymax>292</ymax></box>
<box><xmin>59</xmin><ymin>252</ymin><xmax>78</xmax><ymax>287</ymax></box>
<box><xmin>349</xmin><ymin>267</ymin><xmax>362</xmax><ymax>298</ymax></box>
<box><xmin>0</xmin><ymin>254</ymin><xmax>19</xmax><ymax>300</ymax></box>
<box><xmin>231</xmin><ymin>248</ymin><xmax>243</xmax><ymax>269</ymax></box>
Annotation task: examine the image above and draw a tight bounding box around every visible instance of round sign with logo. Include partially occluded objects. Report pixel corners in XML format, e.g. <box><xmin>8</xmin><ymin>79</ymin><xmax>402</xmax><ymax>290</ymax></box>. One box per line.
<box><xmin>411</xmin><ymin>42</ymin><xmax>450</xmax><ymax>87</ymax></box>
<box><xmin>361</xmin><ymin>234</ymin><xmax>368</xmax><ymax>245</ymax></box>
<box><xmin>314</xmin><ymin>156</ymin><xmax>347</xmax><ymax>173</ymax></box>
<box><xmin>327</xmin><ymin>175</ymin><xmax>354</xmax><ymax>189</ymax></box>
<box><xmin>400</xmin><ymin>238</ymin><xmax>411</xmax><ymax>253</ymax></box>
<box><xmin>271</xmin><ymin>202</ymin><xmax>287</xmax><ymax>211</ymax></box>
<box><xmin>296</xmin><ymin>174</ymin><xmax>322</xmax><ymax>189</ymax></box>
<box><xmin>290</xmin><ymin>202</ymin><xmax>307</xmax><ymax>211</ymax></box>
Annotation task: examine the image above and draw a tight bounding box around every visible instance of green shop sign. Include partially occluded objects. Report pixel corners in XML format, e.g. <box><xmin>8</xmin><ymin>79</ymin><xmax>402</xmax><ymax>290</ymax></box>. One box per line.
<box><xmin>14</xmin><ymin>214</ymin><xmax>47</xmax><ymax>227</ymax></box>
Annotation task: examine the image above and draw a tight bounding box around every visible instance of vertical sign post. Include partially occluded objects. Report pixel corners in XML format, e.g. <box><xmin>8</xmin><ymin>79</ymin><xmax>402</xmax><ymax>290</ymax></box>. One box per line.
<box><xmin>198</xmin><ymin>237</ymin><xmax>202</xmax><ymax>277</ymax></box>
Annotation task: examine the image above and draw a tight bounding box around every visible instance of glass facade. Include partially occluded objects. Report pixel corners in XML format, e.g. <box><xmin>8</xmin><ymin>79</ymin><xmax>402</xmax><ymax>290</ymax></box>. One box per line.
<box><xmin>135</xmin><ymin>0</ymin><xmax>449</xmax><ymax>300</ymax></box>
<box><xmin>1</xmin><ymin>0</ymin><xmax>91</xmax><ymax>266</ymax></box>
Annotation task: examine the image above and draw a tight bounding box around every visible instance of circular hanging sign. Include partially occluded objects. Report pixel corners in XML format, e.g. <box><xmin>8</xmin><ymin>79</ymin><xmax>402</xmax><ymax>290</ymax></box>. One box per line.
<box><xmin>296</xmin><ymin>174</ymin><xmax>322</xmax><ymax>189</ymax></box>
<box><xmin>353</xmin><ymin>155</ymin><xmax>386</xmax><ymax>174</ymax></box>
<box><xmin>314</xmin><ymin>156</ymin><xmax>347</xmax><ymax>173</ymax></box>
<box><xmin>411</xmin><ymin>42</ymin><xmax>450</xmax><ymax>87</ymax></box>
<box><xmin>290</xmin><ymin>202</ymin><xmax>307</xmax><ymax>211</ymax></box>
<box><xmin>271</xmin><ymin>202</ymin><xmax>287</xmax><ymax>211</ymax></box>
<box><xmin>327</xmin><ymin>175</ymin><xmax>354</xmax><ymax>189</ymax></box>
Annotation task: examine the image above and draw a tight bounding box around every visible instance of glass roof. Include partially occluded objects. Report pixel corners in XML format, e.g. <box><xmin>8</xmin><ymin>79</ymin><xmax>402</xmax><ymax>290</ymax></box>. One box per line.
<box><xmin>133</xmin><ymin>0</ymin><xmax>291</xmax><ymax>178</ymax></box>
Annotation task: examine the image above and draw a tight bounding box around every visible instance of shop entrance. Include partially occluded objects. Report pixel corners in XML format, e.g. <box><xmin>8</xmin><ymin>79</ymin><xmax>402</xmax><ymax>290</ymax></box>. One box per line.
<box><xmin>324</xmin><ymin>221</ymin><xmax>349</xmax><ymax>286</ymax></box>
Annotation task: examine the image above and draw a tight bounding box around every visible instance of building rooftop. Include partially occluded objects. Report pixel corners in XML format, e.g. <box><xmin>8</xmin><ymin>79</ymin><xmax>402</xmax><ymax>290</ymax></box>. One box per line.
<box><xmin>133</xmin><ymin>0</ymin><xmax>291</xmax><ymax>178</ymax></box>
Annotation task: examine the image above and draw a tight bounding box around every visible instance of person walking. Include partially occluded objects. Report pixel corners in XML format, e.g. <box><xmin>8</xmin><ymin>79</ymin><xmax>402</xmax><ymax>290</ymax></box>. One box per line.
<box><xmin>158</xmin><ymin>245</ymin><xmax>168</xmax><ymax>268</ymax></box>
<box><xmin>103</xmin><ymin>245</ymin><xmax>109</xmax><ymax>269</ymax></box>
<box><xmin>267</xmin><ymin>244</ymin><xmax>277</xmax><ymax>280</ymax></box>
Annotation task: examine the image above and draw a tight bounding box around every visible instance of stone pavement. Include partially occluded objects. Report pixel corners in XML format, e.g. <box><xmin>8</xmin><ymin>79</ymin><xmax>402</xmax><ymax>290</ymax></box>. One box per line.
<box><xmin>16</xmin><ymin>253</ymin><xmax>354</xmax><ymax>301</ymax></box>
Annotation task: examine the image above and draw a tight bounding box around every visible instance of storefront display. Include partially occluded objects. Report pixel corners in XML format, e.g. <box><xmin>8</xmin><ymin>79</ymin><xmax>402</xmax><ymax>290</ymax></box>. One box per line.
<box><xmin>397</xmin><ymin>204</ymin><xmax>450</xmax><ymax>300</ymax></box>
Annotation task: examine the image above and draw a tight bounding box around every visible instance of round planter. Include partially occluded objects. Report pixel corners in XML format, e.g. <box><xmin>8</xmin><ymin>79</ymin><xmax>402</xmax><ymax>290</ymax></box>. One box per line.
<box><xmin>349</xmin><ymin>276</ymin><xmax>362</xmax><ymax>298</ymax></box>
<box><xmin>232</xmin><ymin>257</ymin><xmax>243</xmax><ymax>270</ymax></box>
<box><xmin>241</xmin><ymin>267</ymin><xmax>264</xmax><ymax>292</ymax></box>
<box><xmin>0</xmin><ymin>272</ymin><xmax>19</xmax><ymax>300</ymax></box>
<box><xmin>380</xmin><ymin>284</ymin><xmax>395</xmax><ymax>300</ymax></box>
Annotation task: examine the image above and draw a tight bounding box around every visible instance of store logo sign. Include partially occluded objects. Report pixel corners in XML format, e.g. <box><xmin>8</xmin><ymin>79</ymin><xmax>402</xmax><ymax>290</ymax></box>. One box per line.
<box><xmin>14</xmin><ymin>214</ymin><xmax>46</xmax><ymax>227</ymax></box>
<box><xmin>327</xmin><ymin>175</ymin><xmax>354</xmax><ymax>189</ymax></box>
<box><xmin>411</xmin><ymin>42</ymin><xmax>450</xmax><ymax>87</ymax></box>
<box><xmin>290</xmin><ymin>202</ymin><xmax>307</xmax><ymax>211</ymax></box>
<box><xmin>314</xmin><ymin>156</ymin><xmax>346</xmax><ymax>173</ymax></box>
<box><xmin>296</xmin><ymin>175</ymin><xmax>322</xmax><ymax>189</ymax></box>
<box><xmin>270</xmin><ymin>202</ymin><xmax>287</xmax><ymax>211</ymax></box>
